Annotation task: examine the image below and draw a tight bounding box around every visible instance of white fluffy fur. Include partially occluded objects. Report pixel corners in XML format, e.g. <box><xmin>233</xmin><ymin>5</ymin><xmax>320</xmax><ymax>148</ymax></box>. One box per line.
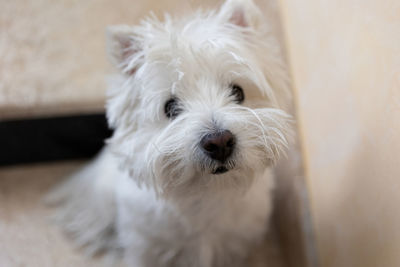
<box><xmin>47</xmin><ymin>1</ymin><xmax>292</xmax><ymax>266</ymax></box>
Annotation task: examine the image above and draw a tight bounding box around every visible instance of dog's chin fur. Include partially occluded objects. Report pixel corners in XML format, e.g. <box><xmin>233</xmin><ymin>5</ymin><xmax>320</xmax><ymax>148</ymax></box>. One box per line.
<box><xmin>46</xmin><ymin>0</ymin><xmax>293</xmax><ymax>266</ymax></box>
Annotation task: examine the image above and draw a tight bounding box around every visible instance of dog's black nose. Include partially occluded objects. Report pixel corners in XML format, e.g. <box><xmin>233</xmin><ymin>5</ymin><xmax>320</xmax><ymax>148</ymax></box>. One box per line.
<box><xmin>200</xmin><ymin>130</ymin><xmax>235</xmax><ymax>162</ymax></box>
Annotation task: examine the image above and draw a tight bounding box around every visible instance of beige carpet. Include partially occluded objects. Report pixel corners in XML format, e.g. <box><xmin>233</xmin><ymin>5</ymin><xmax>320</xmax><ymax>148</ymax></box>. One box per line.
<box><xmin>0</xmin><ymin>161</ymin><xmax>286</xmax><ymax>267</ymax></box>
<box><xmin>0</xmin><ymin>161</ymin><xmax>101</xmax><ymax>267</ymax></box>
<box><xmin>0</xmin><ymin>0</ymin><xmax>282</xmax><ymax>120</ymax></box>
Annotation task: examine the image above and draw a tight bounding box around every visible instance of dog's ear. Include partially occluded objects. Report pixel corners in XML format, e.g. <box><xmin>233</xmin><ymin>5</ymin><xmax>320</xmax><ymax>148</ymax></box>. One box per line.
<box><xmin>219</xmin><ymin>0</ymin><xmax>262</xmax><ymax>29</ymax></box>
<box><xmin>106</xmin><ymin>25</ymin><xmax>142</xmax><ymax>75</ymax></box>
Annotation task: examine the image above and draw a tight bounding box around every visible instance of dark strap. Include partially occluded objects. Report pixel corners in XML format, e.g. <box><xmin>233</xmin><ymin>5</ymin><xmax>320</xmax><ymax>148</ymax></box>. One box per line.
<box><xmin>0</xmin><ymin>114</ymin><xmax>112</xmax><ymax>166</ymax></box>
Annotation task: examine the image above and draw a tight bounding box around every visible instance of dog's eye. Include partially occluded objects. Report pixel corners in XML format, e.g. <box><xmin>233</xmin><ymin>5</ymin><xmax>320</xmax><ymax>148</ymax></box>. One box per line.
<box><xmin>164</xmin><ymin>97</ymin><xmax>182</xmax><ymax>119</ymax></box>
<box><xmin>230</xmin><ymin>84</ymin><xmax>245</xmax><ymax>103</ymax></box>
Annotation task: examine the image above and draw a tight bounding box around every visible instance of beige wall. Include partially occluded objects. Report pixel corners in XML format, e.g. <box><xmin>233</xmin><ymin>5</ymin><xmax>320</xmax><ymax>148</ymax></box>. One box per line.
<box><xmin>280</xmin><ymin>1</ymin><xmax>400</xmax><ymax>266</ymax></box>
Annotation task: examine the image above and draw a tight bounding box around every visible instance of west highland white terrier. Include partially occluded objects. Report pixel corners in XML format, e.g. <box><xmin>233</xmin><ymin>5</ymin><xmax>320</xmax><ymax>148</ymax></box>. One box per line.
<box><xmin>48</xmin><ymin>0</ymin><xmax>292</xmax><ymax>266</ymax></box>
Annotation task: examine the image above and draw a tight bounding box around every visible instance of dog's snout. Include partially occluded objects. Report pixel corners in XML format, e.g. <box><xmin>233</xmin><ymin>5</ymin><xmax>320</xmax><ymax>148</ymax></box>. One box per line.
<box><xmin>200</xmin><ymin>130</ymin><xmax>235</xmax><ymax>162</ymax></box>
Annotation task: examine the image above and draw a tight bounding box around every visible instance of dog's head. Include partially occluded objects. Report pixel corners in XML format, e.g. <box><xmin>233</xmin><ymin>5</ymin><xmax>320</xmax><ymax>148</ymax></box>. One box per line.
<box><xmin>106</xmin><ymin>0</ymin><xmax>292</xmax><ymax>196</ymax></box>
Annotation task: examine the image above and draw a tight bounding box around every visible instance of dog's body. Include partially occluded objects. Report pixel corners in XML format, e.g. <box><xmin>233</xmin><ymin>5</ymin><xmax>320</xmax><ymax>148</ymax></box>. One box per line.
<box><xmin>48</xmin><ymin>1</ymin><xmax>292</xmax><ymax>266</ymax></box>
<box><xmin>54</xmin><ymin>149</ymin><xmax>275</xmax><ymax>266</ymax></box>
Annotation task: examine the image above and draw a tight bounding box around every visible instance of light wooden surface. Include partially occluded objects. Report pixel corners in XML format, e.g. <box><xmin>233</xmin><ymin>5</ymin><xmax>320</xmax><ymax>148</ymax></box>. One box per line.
<box><xmin>0</xmin><ymin>161</ymin><xmax>285</xmax><ymax>267</ymax></box>
<box><xmin>280</xmin><ymin>0</ymin><xmax>400</xmax><ymax>266</ymax></box>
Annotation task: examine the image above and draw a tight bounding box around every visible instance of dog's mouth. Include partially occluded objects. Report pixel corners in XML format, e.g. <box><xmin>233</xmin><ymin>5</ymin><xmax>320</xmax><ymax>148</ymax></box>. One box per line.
<box><xmin>212</xmin><ymin>166</ymin><xmax>229</xmax><ymax>175</ymax></box>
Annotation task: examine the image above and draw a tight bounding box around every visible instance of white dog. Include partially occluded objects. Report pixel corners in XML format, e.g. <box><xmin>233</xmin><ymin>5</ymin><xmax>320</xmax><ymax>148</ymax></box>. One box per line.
<box><xmin>48</xmin><ymin>0</ymin><xmax>292</xmax><ymax>266</ymax></box>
